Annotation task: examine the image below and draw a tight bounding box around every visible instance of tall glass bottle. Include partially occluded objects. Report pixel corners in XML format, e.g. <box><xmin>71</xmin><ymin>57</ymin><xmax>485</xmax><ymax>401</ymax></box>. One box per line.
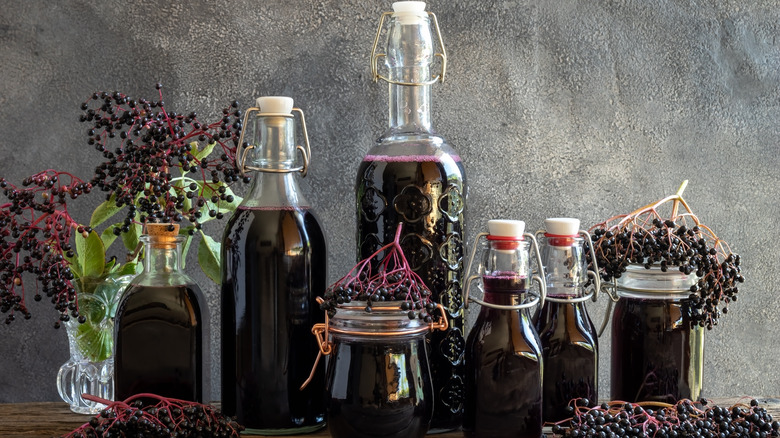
<box><xmin>534</xmin><ymin>218</ymin><xmax>600</xmax><ymax>423</ymax></box>
<box><xmin>357</xmin><ymin>2</ymin><xmax>466</xmax><ymax>430</ymax></box>
<box><xmin>463</xmin><ymin>220</ymin><xmax>546</xmax><ymax>438</ymax></box>
<box><xmin>221</xmin><ymin>97</ymin><xmax>327</xmax><ymax>434</ymax></box>
<box><xmin>114</xmin><ymin>223</ymin><xmax>206</xmax><ymax>402</ymax></box>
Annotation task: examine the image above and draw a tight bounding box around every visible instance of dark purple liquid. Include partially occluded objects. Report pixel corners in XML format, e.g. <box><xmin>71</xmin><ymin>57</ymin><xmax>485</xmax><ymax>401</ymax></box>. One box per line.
<box><xmin>114</xmin><ymin>284</ymin><xmax>204</xmax><ymax>402</ymax></box>
<box><xmin>356</xmin><ymin>155</ymin><xmax>466</xmax><ymax>430</ymax></box>
<box><xmin>220</xmin><ymin>206</ymin><xmax>326</xmax><ymax>430</ymax></box>
<box><xmin>464</xmin><ymin>275</ymin><xmax>543</xmax><ymax>438</ymax></box>
<box><xmin>327</xmin><ymin>337</ymin><xmax>432</xmax><ymax>438</ymax></box>
<box><xmin>535</xmin><ymin>299</ymin><xmax>598</xmax><ymax>422</ymax></box>
<box><xmin>611</xmin><ymin>297</ymin><xmax>697</xmax><ymax>403</ymax></box>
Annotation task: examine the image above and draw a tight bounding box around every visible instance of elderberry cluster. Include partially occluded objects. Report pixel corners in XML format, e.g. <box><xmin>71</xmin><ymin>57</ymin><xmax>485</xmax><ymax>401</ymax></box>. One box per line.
<box><xmin>320</xmin><ymin>225</ymin><xmax>439</xmax><ymax>322</ymax></box>
<box><xmin>62</xmin><ymin>396</ymin><xmax>244</xmax><ymax>438</ymax></box>
<box><xmin>81</xmin><ymin>84</ymin><xmax>246</xmax><ymax>231</ymax></box>
<box><xmin>552</xmin><ymin>398</ymin><xmax>779</xmax><ymax>438</ymax></box>
<box><xmin>0</xmin><ymin>172</ymin><xmax>90</xmax><ymax>326</ymax></box>
<box><xmin>589</xmin><ymin>218</ymin><xmax>743</xmax><ymax>329</ymax></box>
<box><xmin>322</xmin><ymin>271</ymin><xmax>436</xmax><ymax>322</ymax></box>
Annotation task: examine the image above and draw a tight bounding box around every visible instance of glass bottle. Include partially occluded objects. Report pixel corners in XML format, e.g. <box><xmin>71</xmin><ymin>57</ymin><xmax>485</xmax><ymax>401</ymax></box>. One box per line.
<box><xmin>221</xmin><ymin>96</ymin><xmax>327</xmax><ymax>434</ymax></box>
<box><xmin>463</xmin><ymin>220</ymin><xmax>546</xmax><ymax>438</ymax></box>
<box><xmin>534</xmin><ymin>218</ymin><xmax>599</xmax><ymax>422</ymax></box>
<box><xmin>357</xmin><ymin>2</ymin><xmax>466</xmax><ymax>429</ymax></box>
<box><xmin>114</xmin><ymin>223</ymin><xmax>206</xmax><ymax>402</ymax></box>
<box><xmin>611</xmin><ymin>264</ymin><xmax>704</xmax><ymax>403</ymax></box>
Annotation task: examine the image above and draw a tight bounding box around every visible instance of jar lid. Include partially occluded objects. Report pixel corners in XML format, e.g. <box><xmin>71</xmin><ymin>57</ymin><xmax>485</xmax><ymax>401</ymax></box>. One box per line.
<box><xmin>616</xmin><ymin>264</ymin><xmax>697</xmax><ymax>298</ymax></box>
<box><xmin>329</xmin><ymin>301</ymin><xmax>429</xmax><ymax>337</ymax></box>
<box><xmin>544</xmin><ymin>218</ymin><xmax>580</xmax><ymax>236</ymax></box>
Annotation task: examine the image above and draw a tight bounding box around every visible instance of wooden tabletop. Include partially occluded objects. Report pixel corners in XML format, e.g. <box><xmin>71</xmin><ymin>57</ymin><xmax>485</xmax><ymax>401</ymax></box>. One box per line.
<box><xmin>1</xmin><ymin>398</ymin><xmax>778</xmax><ymax>438</ymax></box>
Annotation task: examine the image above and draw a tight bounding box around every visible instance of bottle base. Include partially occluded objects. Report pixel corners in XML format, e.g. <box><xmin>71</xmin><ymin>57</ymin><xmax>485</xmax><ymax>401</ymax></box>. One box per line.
<box><xmin>242</xmin><ymin>422</ymin><xmax>327</xmax><ymax>436</ymax></box>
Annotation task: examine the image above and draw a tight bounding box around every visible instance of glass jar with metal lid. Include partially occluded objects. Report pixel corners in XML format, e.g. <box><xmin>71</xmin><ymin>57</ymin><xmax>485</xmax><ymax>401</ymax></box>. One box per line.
<box><xmin>311</xmin><ymin>301</ymin><xmax>448</xmax><ymax>438</ymax></box>
<box><xmin>610</xmin><ymin>264</ymin><xmax>704</xmax><ymax>403</ymax></box>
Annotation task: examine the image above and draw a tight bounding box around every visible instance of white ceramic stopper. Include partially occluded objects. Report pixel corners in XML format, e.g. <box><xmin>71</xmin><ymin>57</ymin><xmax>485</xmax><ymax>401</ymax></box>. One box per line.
<box><xmin>544</xmin><ymin>218</ymin><xmax>580</xmax><ymax>236</ymax></box>
<box><xmin>392</xmin><ymin>1</ymin><xmax>426</xmax><ymax>25</ymax></box>
<box><xmin>256</xmin><ymin>96</ymin><xmax>294</xmax><ymax>115</ymax></box>
<box><xmin>488</xmin><ymin>219</ymin><xmax>525</xmax><ymax>239</ymax></box>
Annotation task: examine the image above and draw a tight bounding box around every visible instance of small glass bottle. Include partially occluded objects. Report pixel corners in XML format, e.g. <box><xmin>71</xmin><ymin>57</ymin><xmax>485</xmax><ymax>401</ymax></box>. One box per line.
<box><xmin>534</xmin><ymin>218</ymin><xmax>599</xmax><ymax>422</ymax></box>
<box><xmin>358</xmin><ymin>2</ymin><xmax>466</xmax><ymax>430</ymax></box>
<box><xmin>220</xmin><ymin>97</ymin><xmax>327</xmax><ymax>434</ymax></box>
<box><xmin>463</xmin><ymin>220</ymin><xmax>546</xmax><ymax>438</ymax></box>
<box><xmin>611</xmin><ymin>265</ymin><xmax>704</xmax><ymax>403</ymax></box>
<box><xmin>114</xmin><ymin>223</ymin><xmax>206</xmax><ymax>402</ymax></box>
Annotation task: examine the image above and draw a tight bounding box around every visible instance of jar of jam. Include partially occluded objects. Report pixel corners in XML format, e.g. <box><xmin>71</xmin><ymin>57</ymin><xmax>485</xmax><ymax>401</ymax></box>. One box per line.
<box><xmin>312</xmin><ymin>301</ymin><xmax>448</xmax><ymax>438</ymax></box>
<box><xmin>611</xmin><ymin>264</ymin><xmax>704</xmax><ymax>403</ymax></box>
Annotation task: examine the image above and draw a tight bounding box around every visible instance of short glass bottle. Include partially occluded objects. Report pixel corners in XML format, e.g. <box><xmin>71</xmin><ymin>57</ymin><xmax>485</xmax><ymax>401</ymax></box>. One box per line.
<box><xmin>114</xmin><ymin>223</ymin><xmax>206</xmax><ymax>402</ymax></box>
<box><xmin>611</xmin><ymin>264</ymin><xmax>704</xmax><ymax>403</ymax></box>
<box><xmin>220</xmin><ymin>97</ymin><xmax>327</xmax><ymax>434</ymax></box>
<box><xmin>358</xmin><ymin>3</ymin><xmax>467</xmax><ymax>430</ymax></box>
<box><xmin>534</xmin><ymin>218</ymin><xmax>599</xmax><ymax>423</ymax></box>
<box><xmin>463</xmin><ymin>220</ymin><xmax>546</xmax><ymax>438</ymax></box>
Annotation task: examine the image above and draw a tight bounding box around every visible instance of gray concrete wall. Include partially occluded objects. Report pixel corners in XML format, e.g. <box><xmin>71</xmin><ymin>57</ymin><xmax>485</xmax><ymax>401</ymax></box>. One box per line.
<box><xmin>0</xmin><ymin>0</ymin><xmax>778</xmax><ymax>403</ymax></box>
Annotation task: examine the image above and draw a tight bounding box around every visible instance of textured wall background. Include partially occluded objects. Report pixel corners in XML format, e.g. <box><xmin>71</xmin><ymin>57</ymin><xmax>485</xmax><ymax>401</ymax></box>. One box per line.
<box><xmin>1</xmin><ymin>0</ymin><xmax>778</xmax><ymax>403</ymax></box>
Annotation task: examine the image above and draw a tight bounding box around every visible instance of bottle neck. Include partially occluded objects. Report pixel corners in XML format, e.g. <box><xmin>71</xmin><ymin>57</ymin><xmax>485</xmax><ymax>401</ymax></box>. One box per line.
<box><xmin>242</xmin><ymin>115</ymin><xmax>307</xmax><ymax>208</ymax></box>
<box><xmin>143</xmin><ymin>241</ymin><xmax>182</xmax><ymax>275</ymax></box>
<box><xmin>385</xmin><ymin>13</ymin><xmax>435</xmax><ymax>135</ymax></box>
<box><xmin>541</xmin><ymin>238</ymin><xmax>586</xmax><ymax>297</ymax></box>
<box><xmin>388</xmin><ymin>80</ymin><xmax>433</xmax><ymax>133</ymax></box>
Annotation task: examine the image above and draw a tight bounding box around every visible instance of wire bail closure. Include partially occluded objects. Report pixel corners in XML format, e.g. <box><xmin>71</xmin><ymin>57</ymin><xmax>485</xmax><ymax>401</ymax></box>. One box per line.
<box><xmin>532</xmin><ymin>229</ymin><xmax>602</xmax><ymax>304</ymax></box>
<box><xmin>463</xmin><ymin>232</ymin><xmax>547</xmax><ymax>311</ymax></box>
<box><xmin>370</xmin><ymin>11</ymin><xmax>448</xmax><ymax>86</ymax></box>
<box><xmin>300</xmin><ymin>300</ymin><xmax>449</xmax><ymax>390</ymax></box>
<box><xmin>235</xmin><ymin>107</ymin><xmax>312</xmax><ymax>178</ymax></box>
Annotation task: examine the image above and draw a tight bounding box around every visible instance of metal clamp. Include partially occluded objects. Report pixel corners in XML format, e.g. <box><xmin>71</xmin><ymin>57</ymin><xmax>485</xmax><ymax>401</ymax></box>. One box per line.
<box><xmin>235</xmin><ymin>107</ymin><xmax>311</xmax><ymax>178</ymax></box>
<box><xmin>463</xmin><ymin>232</ymin><xmax>547</xmax><ymax>311</ymax></box>
<box><xmin>370</xmin><ymin>11</ymin><xmax>447</xmax><ymax>85</ymax></box>
<box><xmin>532</xmin><ymin>229</ymin><xmax>602</xmax><ymax>303</ymax></box>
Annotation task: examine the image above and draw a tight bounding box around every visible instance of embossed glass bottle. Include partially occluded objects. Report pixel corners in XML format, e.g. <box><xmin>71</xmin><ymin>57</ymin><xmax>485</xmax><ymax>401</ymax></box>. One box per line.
<box><xmin>221</xmin><ymin>97</ymin><xmax>327</xmax><ymax>434</ymax></box>
<box><xmin>534</xmin><ymin>218</ymin><xmax>600</xmax><ymax>423</ymax></box>
<box><xmin>357</xmin><ymin>2</ymin><xmax>466</xmax><ymax>430</ymax></box>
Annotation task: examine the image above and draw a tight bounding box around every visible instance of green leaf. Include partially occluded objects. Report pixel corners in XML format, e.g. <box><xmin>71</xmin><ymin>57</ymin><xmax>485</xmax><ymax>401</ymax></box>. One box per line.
<box><xmin>180</xmin><ymin>226</ymin><xmax>194</xmax><ymax>269</ymax></box>
<box><xmin>121</xmin><ymin>223</ymin><xmax>143</xmax><ymax>252</ymax></box>
<box><xmin>101</xmin><ymin>227</ymin><xmax>118</xmax><ymax>251</ymax></box>
<box><xmin>63</xmin><ymin>249</ymin><xmax>82</xmax><ymax>280</ymax></box>
<box><xmin>197</xmin><ymin>233</ymin><xmax>221</xmax><ymax>284</ymax></box>
<box><xmin>90</xmin><ymin>193</ymin><xmax>123</xmax><ymax>228</ymax></box>
<box><xmin>76</xmin><ymin>231</ymin><xmax>106</xmax><ymax>279</ymax></box>
<box><xmin>117</xmin><ymin>262</ymin><xmax>140</xmax><ymax>276</ymax></box>
<box><xmin>192</xmin><ymin>140</ymin><xmax>216</xmax><ymax>162</ymax></box>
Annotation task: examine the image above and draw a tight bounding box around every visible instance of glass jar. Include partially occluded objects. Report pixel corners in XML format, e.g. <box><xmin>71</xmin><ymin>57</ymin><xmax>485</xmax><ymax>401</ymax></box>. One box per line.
<box><xmin>359</xmin><ymin>2</ymin><xmax>466</xmax><ymax>430</ymax></box>
<box><xmin>114</xmin><ymin>223</ymin><xmax>207</xmax><ymax>402</ymax></box>
<box><xmin>611</xmin><ymin>264</ymin><xmax>704</xmax><ymax>403</ymax></box>
<box><xmin>463</xmin><ymin>220</ymin><xmax>546</xmax><ymax>438</ymax></box>
<box><xmin>534</xmin><ymin>218</ymin><xmax>599</xmax><ymax>422</ymax></box>
<box><xmin>313</xmin><ymin>301</ymin><xmax>447</xmax><ymax>438</ymax></box>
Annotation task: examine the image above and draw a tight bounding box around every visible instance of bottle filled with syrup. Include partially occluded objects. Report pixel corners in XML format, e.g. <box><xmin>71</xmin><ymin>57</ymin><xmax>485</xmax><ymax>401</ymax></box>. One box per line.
<box><xmin>463</xmin><ymin>220</ymin><xmax>546</xmax><ymax>438</ymax></box>
<box><xmin>534</xmin><ymin>218</ymin><xmax>600</xmax><ymax>422</ymax></box>
<box><xmin>357</xmin><ymin>2</ymin><xmax>467</xmax><ymax>429</ymax></box>
<box><xmin>114</xmin><ymin>223</ymin><xmax>206</xmax><ymax>402</ymax></box>
<box><xmin>220</xmin><ymin>97</ymin><xmax>327</xmax><ymax>434</ymax></box>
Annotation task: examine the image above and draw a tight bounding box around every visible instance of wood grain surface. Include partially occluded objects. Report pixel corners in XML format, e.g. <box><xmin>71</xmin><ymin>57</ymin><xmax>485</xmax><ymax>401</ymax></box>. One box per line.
<box><xmin>1</xmin><ymin>398</ymin><xmax>778</xmax><ymax>438</ymax></box>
